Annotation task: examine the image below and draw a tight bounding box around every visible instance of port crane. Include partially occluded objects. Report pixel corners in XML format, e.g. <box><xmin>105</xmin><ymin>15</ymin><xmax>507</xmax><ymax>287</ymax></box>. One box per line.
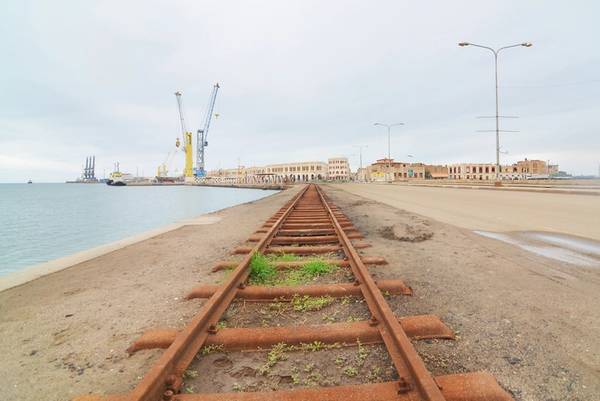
<box><xmin>173</xmin><ymin>91</ymin><xmax>194</xmax><ymax>178</ymax></box>
<box><xmin>156</xmin><ymin>137</ymin><xmax>182</xmax><ymax>178</ymax></box>
<box><xmin>195</xmin><ymin>83</ymin><xmax>220</xmax><ymax>177</ymax></box>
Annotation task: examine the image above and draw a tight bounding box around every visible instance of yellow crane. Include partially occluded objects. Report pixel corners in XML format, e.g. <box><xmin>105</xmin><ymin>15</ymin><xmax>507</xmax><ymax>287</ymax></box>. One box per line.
<box><xmin>175</xmin><ymin>91</ymin><xmax>194</xmax><ymax>178</ymax></box>
<box><xmin>156</xmin><ymin>92</ymin><xmax>194</xmax><ymax>180</ymax></box>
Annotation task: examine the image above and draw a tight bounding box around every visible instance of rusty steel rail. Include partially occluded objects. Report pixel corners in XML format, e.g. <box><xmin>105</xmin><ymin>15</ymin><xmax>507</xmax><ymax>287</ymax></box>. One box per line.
<box><xmin>75</xmin><ymin>184</ymin><xmax>514</xmax><ymax>401</ymax></box>
<box><xmin>316</xmin><ymin>186</ymin><xmax>444</xmax><ymax>400</ymax></box>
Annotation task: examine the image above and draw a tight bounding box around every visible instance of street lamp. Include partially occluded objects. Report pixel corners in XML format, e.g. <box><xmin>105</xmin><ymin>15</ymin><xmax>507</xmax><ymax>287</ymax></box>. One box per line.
<box><xmin>374</xmin><ymin>122</ymin><xmax>404</xmax><ymax>182</ymax></box>
<box><xmin>459</xmin><ymin>41</ymin><xmax>532</xmax><ymax>181</ymax></box>
<box><xmin>354</xmin><ymin>145</ymin><xmax>368</xmax><ymax>182</ymax></box>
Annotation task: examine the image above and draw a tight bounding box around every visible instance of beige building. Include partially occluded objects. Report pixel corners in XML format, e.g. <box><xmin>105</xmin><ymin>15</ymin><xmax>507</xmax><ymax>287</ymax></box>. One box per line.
<box><xmin>367</xmin><ymin>158</ymin><xmax>426</xmax><ymax>181</ymax></box>
<box><xmin>207</xmin><ymin>161</ymin><xmax>328</xmax><ymax>184</ymax></box>
<box><xmin>425</xmin><ymin>165</ymin><xmax>449</xmax><ymax>179</ymax></box>
<box><xmin>449</xmin><ymin>159</ymin><xmax>556</xmax><ymax>181</ymax></box>
<box><xmin>448</xmin><ymin>163</ymin><xmax>498</xmax><ymax>180</ymax></box>
<box><xmin>328</xmin><ymin>157</ymin><xmax>350</xmax><ymax>181</ymax></box>
<box><xmin>265</xmin><ymin>161</ymin><xmax>328</xmax><ymax>182</ymax></box>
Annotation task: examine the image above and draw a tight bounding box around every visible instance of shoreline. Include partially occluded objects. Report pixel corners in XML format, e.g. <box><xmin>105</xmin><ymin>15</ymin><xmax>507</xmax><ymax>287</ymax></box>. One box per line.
<box><xmin>0</xmin><ymin>189</ymin><xmax>283</xmax><ymax>293</ymax></box>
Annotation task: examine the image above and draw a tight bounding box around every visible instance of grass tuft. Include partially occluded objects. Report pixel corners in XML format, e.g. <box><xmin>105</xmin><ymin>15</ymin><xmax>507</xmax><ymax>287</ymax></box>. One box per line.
<box><xmin>249</xmin><ymin>254</ymin><xmax>335</xmax><ymax>286</ymax></box>
<box><xmin>249</xmin><ymin>253</ymin><xmax>277</xmax><ymax>285</ymax></box>
<box><xmin>291</xmin><ymin>295</ymin><xmax>333</xmax><ymax>311</ymax></box>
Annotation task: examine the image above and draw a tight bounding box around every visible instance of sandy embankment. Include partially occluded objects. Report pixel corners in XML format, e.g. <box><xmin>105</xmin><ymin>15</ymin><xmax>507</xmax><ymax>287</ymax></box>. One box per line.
<box><xmin>1</xmin><ymin>183</ymin><xmax>599</xmax><ymax>401</ymax></box>
<box><xmin>0</xmin><ymin>187</ymin><xmax>300</xmax><ymax>401</ymax></box>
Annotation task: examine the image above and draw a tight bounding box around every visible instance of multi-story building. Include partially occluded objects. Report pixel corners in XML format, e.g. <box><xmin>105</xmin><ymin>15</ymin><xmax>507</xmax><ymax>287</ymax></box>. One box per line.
<box><xmin>264</xmin><ymin>161</ymin><xmax>328</xmax><ymax>182</ymax></box>
<box><xmin>366</xmin><ymin>158</ymin><xmax>426</xmax><ymax>181</ymax></box>
<box><xmin>449</xmin><ymin>159</ymin><xmax>557</xmax><ymax>180</ymax></box>
<box><xmin>327</xmin><ymin>157</ymin><xmax>350</xmax><ymax>181</ymax></box>
<box><xmin>356</xmin><ymin>167</ymin><xmax>369</xmax><ymax>182</ymax></box>
<box><xmin>448</xmin><ymin>163</ymin><xmax>498</xmax><ymax>180</ymax></box>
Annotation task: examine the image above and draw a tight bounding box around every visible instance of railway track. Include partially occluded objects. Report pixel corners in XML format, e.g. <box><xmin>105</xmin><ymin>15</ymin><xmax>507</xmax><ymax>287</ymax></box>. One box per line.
<box><xmin>77</xmin><ymin>184</ymin><xmax>513</xmax><ymax>401</ymax></box>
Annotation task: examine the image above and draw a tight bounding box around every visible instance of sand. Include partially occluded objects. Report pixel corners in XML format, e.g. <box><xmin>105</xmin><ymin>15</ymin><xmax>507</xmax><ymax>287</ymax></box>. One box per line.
<box><xmin>333</xmin><ymin>183</ymin><xmax>600</xmax><ymax>241</ymax></box>
<box><xmin>1</xmin><ymin>183</ymin><xmax>598</xmax><ymax>401</ymax></box>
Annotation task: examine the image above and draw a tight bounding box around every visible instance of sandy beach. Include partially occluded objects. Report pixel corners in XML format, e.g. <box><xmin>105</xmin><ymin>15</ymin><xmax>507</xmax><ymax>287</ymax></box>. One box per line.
<box><xmin>1</xmin><ymin>184</ymin><xmax>598</xmax><ymax>401</ymax></box>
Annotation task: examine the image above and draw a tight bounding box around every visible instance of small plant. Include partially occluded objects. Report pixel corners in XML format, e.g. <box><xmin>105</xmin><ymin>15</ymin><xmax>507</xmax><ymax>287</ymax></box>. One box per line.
<box><xmin>302</xmin><ymin>260</ymin><xmax>333</xmax><ymax>276</ymax></box>
<box><xmin>367</xmin><ymin>366</ymin><xmax>382</xmax><ymax>382</ymax></box>
<box><xmin>183</xmin><ymin>369</ymin><xmax>198</xmax><ymax>379</ymax></box>
<box><xmin>301</xmin><ymin>341</ymin><xmax>325</xmax><ymax>352</ymax></box>
<box><xmin>291</xmin><ymin>295</ymin><xmax>333</xmax><ymax>312</ymax></box>
<box><xmin>260</xmin><ymin>342</ymin><xmax>289</xmax><ymax>375</ymax></box>
<box><xmin>304</xmin><ymin>362</ymin><xmax>315</xmax><ymax>372</ymax></box>
<box><xmin>321</xmin><ymin>310</ymin><xmax>340</xmax><ymax>322</ymax></box>
<box><xmin>356</xmin><ymin>339</ymin><xmax>369</xmax><ymax>367</ymax></box>
<box><xmin>232</xmin><ymin>383</ymin><xmax>242</xmax><ymax>392</ymax></box>
<box><xmin>249</xmin><ymin>253</ymin><xmax>277</xmax><ymax>285</ymax></box>
<box><xmin>340</xmin><ymin>296</ymin><xmax>351</xmax><ymax>305</ymax></box>
<box><xmin>343</xmin><ymin>366</ymin><xmax>358</xmax><ymax>377</ymax></box>
<box><xmin>200</xmin><ymin>344</ymin><xmax>224</xmax><ymax>355</ymax></box>
<box><xmin>335</xmin><ymin>356</ymin><xmax>346</xmax><ymax>366</ymax></box>
<box><xmin>216</xmin><ymin>320</ymin><xmax>228</xmax><ymax>329</ymax></box>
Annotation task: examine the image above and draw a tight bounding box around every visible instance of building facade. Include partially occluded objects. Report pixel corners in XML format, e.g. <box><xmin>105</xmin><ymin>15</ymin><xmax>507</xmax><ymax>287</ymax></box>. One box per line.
<box><xmin>424</xmin><ymin>165</ymin><xmax>449</xmax><ymax>179</ymax></box>
<box><xmin>448</xmin><ymin>163</ymin><xmax>498</xmax><ymax>180</ymax></box>
<box><xmin>207</xmin><ymin>161</ymin><xmax>328</xmax><ymax>184</ymax></box>
<box><xmin>264</xmin><ymin>161</ymin><xmax>328</xmax><ymax>182</ymax></box>
<box><xmin>327</xmin><ymin>157</ymin><xmax>350</xmax><ymax>181</ymax></box>
<box><xmin>366</xmin><ymin>159</ymin><xmax>426</xmax><ymax>181</ymax></box>
<box><xmin>448</xmin><ymin>159</ymin><xmax>556</xmax><ymax>180</ymax></box>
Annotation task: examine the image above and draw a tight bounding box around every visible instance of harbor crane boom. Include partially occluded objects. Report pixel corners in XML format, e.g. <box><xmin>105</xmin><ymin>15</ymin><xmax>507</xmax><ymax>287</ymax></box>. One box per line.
<box><xmin>173</xmin><ymin>91</ymin><xmax>194</xmax><ymax>178</ymax></box>
<box><xmin>195</xmin><ymin>83</ymin><xmax>220</xmax><ymax>177</ymax></box>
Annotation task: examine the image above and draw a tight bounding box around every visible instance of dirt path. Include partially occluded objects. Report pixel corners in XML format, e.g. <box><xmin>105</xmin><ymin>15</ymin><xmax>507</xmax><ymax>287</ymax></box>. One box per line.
<box><xmin>323</xmin><ymin>184</ymin><xmax>600</xmax><ymax>401</ymax></box>
<box><xmin>332</xmin><ymin>183</ymin><xmax>600</xmax><ymax>241</ymax></box>
<box><xmin>0</xmin><ymin>187</ymin><xmax>300</xmax><ymax>401</ymax></box>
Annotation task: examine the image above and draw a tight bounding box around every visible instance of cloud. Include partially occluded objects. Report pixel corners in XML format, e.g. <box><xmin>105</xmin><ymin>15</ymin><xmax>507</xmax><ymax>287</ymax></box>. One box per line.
<box><xmin>1</xmin><ymin>0</ymin><xmax>599</xmax><ymax>182</ymax></box>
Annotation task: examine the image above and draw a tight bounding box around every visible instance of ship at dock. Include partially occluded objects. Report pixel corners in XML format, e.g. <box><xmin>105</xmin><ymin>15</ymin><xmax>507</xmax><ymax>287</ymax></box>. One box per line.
<box><xmin>106</xmin><ymin>162</ymin><xmax>133</xmax><ymax>186</ymax></box>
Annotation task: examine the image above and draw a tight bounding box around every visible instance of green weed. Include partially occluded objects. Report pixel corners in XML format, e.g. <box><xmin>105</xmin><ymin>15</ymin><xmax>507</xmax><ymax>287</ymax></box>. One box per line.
<box><xmin>291</xmin><ymin>295</ymin><xmax>333</xmax><ymax>312</ymax></box>
<box><xmin>302</xmin><ymin>260</ymin><xmax>333</xmax><ymax>275</ymax></box>
<box><xmin>259</xmin><ymin>342</ymin><xmax>289</xmax><ymax>375</ymax></box>
<box><xmin>343</xmin><ymin>366</ymin><xmax>358</xmax><ymax>377</ymax></box>
<box><xmin>200</xmin><ymin>344</ymin><xmax>224</xmax><ymax>355</ymax></box>
<box><xmin>249</xmin><ymin>253</ymin><xmax>277</xmax><ymax>285</ymax></box>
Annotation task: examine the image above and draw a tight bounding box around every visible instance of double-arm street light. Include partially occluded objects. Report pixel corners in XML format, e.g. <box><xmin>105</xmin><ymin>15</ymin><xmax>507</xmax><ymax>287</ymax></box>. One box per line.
<box><xmin>374</xmin><ymin>122</ymin><xmax>404</xmax><ymax>181</ymax></box>
<box><xmin>459</xmin><ymin>41</ymin><xmax>532</xmax><ymax>181</ymax></box>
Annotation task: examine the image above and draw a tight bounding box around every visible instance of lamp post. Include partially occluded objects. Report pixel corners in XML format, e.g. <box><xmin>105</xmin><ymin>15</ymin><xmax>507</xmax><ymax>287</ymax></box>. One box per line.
<box><xmin>354</xmin><ymin>145</ymin><xmax>368</xmax><ymax>182</ymax></box>
<box><xmin>374</xmin><ymin>122</ymin><xmax>404</xmax><ymax>182</ymax></box>
<box><xmin>459</xmin><ymin>41</ymin><xmax>532</xmax><ymax>181</ymax></box>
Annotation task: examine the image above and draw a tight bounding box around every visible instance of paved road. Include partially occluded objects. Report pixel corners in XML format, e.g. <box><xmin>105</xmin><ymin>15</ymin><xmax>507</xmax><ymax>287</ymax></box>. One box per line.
<box><xmin>332</xmin><ymin>183</ymin><xmax>600</xmax><ymax>241</ymax></box>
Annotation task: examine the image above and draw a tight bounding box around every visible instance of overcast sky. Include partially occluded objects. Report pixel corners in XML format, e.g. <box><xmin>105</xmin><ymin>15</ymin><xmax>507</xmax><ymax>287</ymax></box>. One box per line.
<box><xmin>1</xmin><ymin>1</ymin><xmax>599</xmax><ymax>182</ymax></box>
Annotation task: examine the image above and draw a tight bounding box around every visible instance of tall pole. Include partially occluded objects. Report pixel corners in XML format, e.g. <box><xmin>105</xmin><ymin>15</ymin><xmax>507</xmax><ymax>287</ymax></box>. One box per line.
<box><xmin>374</xmin><ymin>122</ymin><xmax>404</xmax><ymax>182</ymax></box>
<box><xmin>354</xmin><ymin>145</ymin><xmax>368</xmax><ymax>182</ymax></box>
<box><xmin>459</xmin><ymin>41</ymin><xmax>531</xmax><ymax>181</ymax></box>
<box><xmin>494</xmin><ymin>52</ymin><xmax>500</xmax><ymax>180</ymax></box>
<box><xmin>387</xmin><ymin>125</ymin><xmax>391</xmax><ymax>177</ymax></box>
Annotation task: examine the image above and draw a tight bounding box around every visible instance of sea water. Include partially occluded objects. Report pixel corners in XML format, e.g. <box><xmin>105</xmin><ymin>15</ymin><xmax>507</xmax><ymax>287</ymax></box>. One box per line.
<box><xmin>0</xmin><ymin>183</ymin><xmax>276</xmax><ymax>276</ymax></box>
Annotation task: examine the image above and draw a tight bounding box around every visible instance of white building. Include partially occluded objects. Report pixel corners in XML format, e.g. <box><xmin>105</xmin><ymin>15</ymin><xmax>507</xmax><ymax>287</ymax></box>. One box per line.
<box><xmin>327</xmin><ymin>157</ymin><xmax>350</xmax><ymax>181</ymax></box>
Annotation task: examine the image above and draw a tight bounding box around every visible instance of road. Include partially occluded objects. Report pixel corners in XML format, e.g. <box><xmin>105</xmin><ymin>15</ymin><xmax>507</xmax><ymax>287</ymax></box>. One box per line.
<box><xmin>332</xmin><ymin>183</ymin><xmax>600</xmax><ymax>241</ymax></box>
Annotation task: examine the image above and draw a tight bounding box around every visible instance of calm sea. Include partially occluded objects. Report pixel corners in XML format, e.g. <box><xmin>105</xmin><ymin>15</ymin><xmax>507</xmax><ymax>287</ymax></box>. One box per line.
<box><xmin>0</xmin><ymin>183</ymin><xmax>276</xmax><ymax>276</ymax></box>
